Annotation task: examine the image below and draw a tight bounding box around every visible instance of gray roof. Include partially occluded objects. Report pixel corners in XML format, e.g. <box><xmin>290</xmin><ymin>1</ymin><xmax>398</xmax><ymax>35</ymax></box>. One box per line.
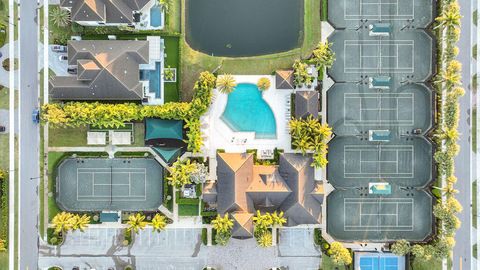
<box><xmin>61</xmin><ymin>0</ymin><xmax>151</xmax><ymax>24</ymax></box>
<box><xmin>211</xmin><ymin>152</ymin><xmax>323</xmax><ymax>238</ymax></box>
<box><xmin>50</xmin><ymin>40</ymin><xmax>149</xmax><ymax>101</ymax></box>
<box><xmin>295</xmin><ymin>91</ymin><xmax>319</xmax><ymax>119</ymax></box>
<box><xmin>279</xmin><ymin>154</ymin><xmax>323</xmax><ymax>226</ymax></box>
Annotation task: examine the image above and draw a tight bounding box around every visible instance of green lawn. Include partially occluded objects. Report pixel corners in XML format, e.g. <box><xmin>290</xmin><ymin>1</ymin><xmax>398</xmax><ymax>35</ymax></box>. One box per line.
<box><xmin>473</xmin><ymin>107</ymin><xmax>477</xmax><ymax>153</ymax></box>
<box><xmin>164</xmin><ymin>36</ymin><xmax>180</xmax><ymax>102</ymax></box>
<box><xmin>47</xmin><ymin>152</ymin><xmax>65</xmax><ymax>221</ymax></box>
<box><xmin>180</xmin><ymin>0</ymin><xmax>322</xmax><ymax>101</ymax></box>
<box><xmin>0</xmin><ymin>253</ymin><xmax>7</xmax><ymax>270</ymax></box>
<box><xmin>0</xmin><ymin>134</ymin><xmax>8</xmax><ymax>169</ymax></box>
<box><xmin>178</xmin><ymin>204</ymin><xmax>199</xmax><ymax>216</ymax></box>
<box><xmin>48</xmin><ymin>5</ymin><xmax>77</xmax><ymax>45</ymax></box>
<box><xmin>166</xmin><ymin>0</ymin><xmax>181</xmax><ymax>33</ymax></box>
<box><xmin>473</xmin><ymin>180</ymin><xmax>477</xmax><ymax>228</ymax></box>
<box><xmin>411</xmin><ymin>258</ymin><xmax>442</xmax><ymax>270</ymax></box>
<box><xmin>49</xmin><ymin>126</ymin><xmax>88</xmax><ymax>147</ymax></box>
<box><xmin>49</xmin><ymin>123</ymin><xmax>145</xmax><ymax>147</ymax></box>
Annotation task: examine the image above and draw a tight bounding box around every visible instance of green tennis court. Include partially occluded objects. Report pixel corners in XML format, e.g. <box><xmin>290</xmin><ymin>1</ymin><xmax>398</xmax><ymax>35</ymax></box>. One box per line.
<box><xmin>328</xmin><ymin>30</ymin><xmax>433</xmax><ymax>83</ymax></box>
<box><xmin>327</xmin><ymin>188</ymin><xmax>433</xmax><ymax>241</ymax></box>
<box><xmin>327</xmin><ymin>83</ymin><xmax>433</xmax><ymax>136</ymax></box>
<box><xmin>328</xmin><ymin>0</ymin><xmax>434</xmax><ymax>29</ymax></box>
<box><xmin>327</xmin><ymin>136</ymin><xmax>433</xmax><ymax>188</ymax></box>
<box><xmin>56</xmin><ymin>158</ymin><xmax>164</xmax><ymax>211</ymax></box>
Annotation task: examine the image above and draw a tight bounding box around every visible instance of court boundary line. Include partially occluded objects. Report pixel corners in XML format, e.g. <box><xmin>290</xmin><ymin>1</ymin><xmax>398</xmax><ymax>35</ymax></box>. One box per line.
<box><xmin>343</xmin><ymin>40</ymin><xmax>415</xmax><ymax>73</ymax></box>
<box><xmin>343</xmin><ymin>92</ymin><xmax>415</xmax><ymax>126</ymax></box>
<box><xmin>343</xmin><ymin>145</ymin><xmax>415</xmax><ymax>178</ymax></box>
<box><xmin>343</xmin><ymin>0</ymin><xmax>415</xmax><ymax>20</ymax></box>
<box><xmin>343</xmin><ymin>198</ymin><xmax>415</xmax><ymax>231</ymax></box>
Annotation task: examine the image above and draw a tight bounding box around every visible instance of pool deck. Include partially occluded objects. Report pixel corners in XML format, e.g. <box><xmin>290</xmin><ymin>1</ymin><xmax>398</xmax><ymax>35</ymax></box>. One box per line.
<box><xmin>201</xmin><ymin>75</ymin><xmax>293</xmax><ymax>157</ymax></box>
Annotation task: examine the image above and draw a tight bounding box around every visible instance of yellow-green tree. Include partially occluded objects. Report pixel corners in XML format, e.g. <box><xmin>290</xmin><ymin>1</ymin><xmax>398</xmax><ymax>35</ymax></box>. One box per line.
<box><xmin>216</xmin><ymin>74</ymin><xmax>237</xmax><ymax>94</ymax></box>
<box><xmin>69</xmin><ymin>214</ymin><xmax>90</xmax><ymax>232</ymax></box>
<box><xmin>211</xmin><ymin>214</ymin><xmax>234</xmax><ymax>234</ymax></box>
<box><xmin>257</xmin><ymin>77</ymin><xmax>271</xmax><ymax>91</ymax></box>
<box><xmin>270</xmin><ymin>211</ymin><xmax>287</xmax><ymax>226</ymax></box>
<box><xmin>127</xmin><ymin>213</ymin><xmax>148</xmax><ymax>234</ymax></box>
<box><xmin>151</xmin><ymin>214</ymin><xmax>167</xmax><ymax>232</ymax></box>
<box><xmin>52</xmin><ymin>212</ymin><xmax>74</xmax><ymax>233</ymax></box>
<box><xmin>310</xmin><ymin>42</ymin><xmax>335</xmax><ymax>70</ymax></box>
<box><xmin>0</xmin><ymin>238</ymin><xmax>6</xmax><ymax>252</ymax></box>
<box><xmin>167</xmin><ymin>159</ymin><xmax>198</xmax><ymax>188</ymax></box>
<box><xmin>330</xmin><ymin>242</ymin><xmax>352</xmax><ymax>266</ymax></box>
<box><xmin>257</xmin><ymin>231</ymin><xmax>272</xmax><ymax>248</ymax></box>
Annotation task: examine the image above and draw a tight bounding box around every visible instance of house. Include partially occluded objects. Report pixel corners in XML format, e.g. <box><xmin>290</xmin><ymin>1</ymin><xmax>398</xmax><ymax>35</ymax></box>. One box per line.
<box><xmin>50</xmin><ymin>37</ymin><xmax>165</xmax><ymax>104</ymax></box>
<box><xmin>60</xmin><ymin>0</ymin><xmax>164</xmax><ymax>29</ymax></box>
<box><xmin>205</xmin><ymin>152</ymin><xmax>323</xmax><ymax>239</ymax></box>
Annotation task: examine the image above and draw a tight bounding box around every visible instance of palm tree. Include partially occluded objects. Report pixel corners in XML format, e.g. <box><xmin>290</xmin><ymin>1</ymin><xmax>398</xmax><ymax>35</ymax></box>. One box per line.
<box><xmin>435</xmin><ymin>2</ymin><xmax>461</xmax><ymax>30</ymax></box>
<box><xmin>216</xmin><ymin>74</ymin><xmax>237</xmax><ymax>94</ymax></box>
<box><xmin>50</xmin><ymin>7</ymin><xmax>70</xmax><ymax>27</ymax></box>
<box><xmin>253</xmin><ymin>210</ymin><xmax>273</xmax><ymax>232</ymax></box>
<box><xmin>310</xmin><ymin>42</ymin><xmax>335</xmax><ymax>70</ymax></box>
<box><xmin>127</xmin><ymin>213</ymin><xmax>148</xmax><ymax>234</ymax></box>
<box><xmin>52</xmin><ymin>212</ymin><xmax>74</xmax><ymax>233</ymax></box>
<box><xmin>257</xmin><ymin>232</ymin><xmax>272</xmax><ymax>248</ymax></box>
<box><xmin>257</xmin><ymin>77</ymin><xmax>271</xmax><ymax>91</ymax></box>
<box><xmin>151</xmin><ymin>214</ymin><xmax>167</xmax><ymax>232</ymax></box>
<box><xmin>211</xmin><ymin>214</ymin><xmax>234</xmax><ymax>234</ymax></box>
<box><xmin>215</xmin><ymin>231</ymin><xmax>231</xmax><ymax>246</ymax></box>
<box><xmin>69</xmin><ymin>214</ymin><xmax>90</xmax><ymax>232</ymax></box>
<box><xmin>270</xmin><ymin>211</ymin><xmax>287</xmax><ymax>226</ymax></box>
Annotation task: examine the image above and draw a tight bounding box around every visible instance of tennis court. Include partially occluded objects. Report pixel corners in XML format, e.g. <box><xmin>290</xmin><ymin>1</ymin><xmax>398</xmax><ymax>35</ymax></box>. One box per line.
<box><xmin>56</xmin><ymin>158</ymin><xmax>164</xmax><ymax>211</ymax></box>
<box><xmin>328</xmin><ymin>30</ymin><xmax>433</xmax><ymax>83</ymax></box>
<box><xmin>328</xmin><ymin>0</ymin><xmax>434</xmax><ymax>29</ymax></box>
<box><xmin>355</xmin><ymin>252</ymin><xmax>406</xmax><ymax>270</ymax></box>
<box><xmin>327</xmin><ymin>188</ymin><xmax>433</xmax><ymax>241</ymax></box>
<box><xmin>327</xmin><ymin>83</ymin><xmax>433</xmax><ymax>136</ymax></box>
<box><xmin>327</xmin><ymin>136</ymin><xmax>432</xmax><ymax>188</ymax></box>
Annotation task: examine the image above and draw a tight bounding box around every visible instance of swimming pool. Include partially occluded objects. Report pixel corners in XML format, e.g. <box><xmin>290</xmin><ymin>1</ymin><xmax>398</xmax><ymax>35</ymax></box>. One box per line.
<box><xmin>220</xmin><ymin>83</ymin><xmax>276</xmax><ymax>139</ymax></box>
<box><xmin>150</xmin><ymin>6</ymin><xmax>162</xmax><ymax>27</ymax></box>
<box><xmin>140</xmin><ymin>62</ymin><xmax>162</xmax><ymax>99</ymax></box>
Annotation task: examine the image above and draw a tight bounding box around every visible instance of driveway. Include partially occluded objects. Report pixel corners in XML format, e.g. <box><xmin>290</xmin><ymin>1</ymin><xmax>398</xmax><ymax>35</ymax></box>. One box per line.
<box><xmin>48</xmin><ymin>44</ymin><xmax>69</xmax><ymax>76</ymax></box>
<box><xmin>38</xmin><ymin>256</ymin><xmax>207</xmax><ymax>270</ymax></box>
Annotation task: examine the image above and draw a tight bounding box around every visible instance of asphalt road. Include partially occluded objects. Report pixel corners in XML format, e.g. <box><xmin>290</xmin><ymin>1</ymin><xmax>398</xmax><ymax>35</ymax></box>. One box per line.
<box><xmin>453</xmin><ymin>0</ymin><xmax>473</xmax><ymax>268</ymax></box>
<box><xmin>18</xmin><ymin>0</ymin><xmax>40</xmax><ymax>269</ymax></box>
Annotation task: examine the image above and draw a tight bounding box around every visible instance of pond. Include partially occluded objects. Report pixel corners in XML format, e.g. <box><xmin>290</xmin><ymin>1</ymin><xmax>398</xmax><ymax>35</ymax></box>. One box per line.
<box><xmin>186</xmin><ymin>0</ymin><xmax>303</xmax><ymax>57</ymax></box>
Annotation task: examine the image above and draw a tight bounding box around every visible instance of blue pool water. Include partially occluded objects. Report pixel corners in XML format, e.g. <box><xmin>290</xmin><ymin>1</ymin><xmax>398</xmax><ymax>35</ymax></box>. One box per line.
<box><xmin>359</xmin><ymin>256</ymin><xmax>399</xmax><ymax>270</ymax></box>
<box><xmin>150</xmin><ymin>6</ymin><xmax>162</xmax><ymax>27</ymax></box>
<box><xmin>140</xmin><ymin>62</ymin><xmax>162</xmax><ymax>99</ymax></box>
<box><xmin>220</xmin><ymin>83</ymin><xmax>276</xmax><ymax>139</ymax></box>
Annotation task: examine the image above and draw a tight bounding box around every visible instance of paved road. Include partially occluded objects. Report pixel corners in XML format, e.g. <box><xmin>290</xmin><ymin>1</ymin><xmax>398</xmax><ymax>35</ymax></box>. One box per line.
<box><xmin>18</xmin><ymin>0</ymin><xmax>40</xmax><ymax>269</ymax></box>
<box><xmin>453</xmin><ymin>0</ymin><xmax>473</xmax><ymax>268</ymax></box>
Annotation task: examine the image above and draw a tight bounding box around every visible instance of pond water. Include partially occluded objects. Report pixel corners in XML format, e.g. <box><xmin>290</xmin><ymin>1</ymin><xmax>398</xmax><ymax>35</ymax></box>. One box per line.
<box><xmin>186</xmin><ymin>0</ymin><xmax>303</xmax><ymax>57</ymax></box>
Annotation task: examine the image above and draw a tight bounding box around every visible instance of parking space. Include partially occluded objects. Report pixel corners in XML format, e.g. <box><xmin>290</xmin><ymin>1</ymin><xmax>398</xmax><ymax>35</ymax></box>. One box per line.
<box><xmin>58</xmin><ymin>228</ymin><xmax>201</xmax><ymax>257</ymax></box>
<box><xmin>278</xmin><ymin>228</ymin><xmax>321</xmax><ymax>257</ymax></box>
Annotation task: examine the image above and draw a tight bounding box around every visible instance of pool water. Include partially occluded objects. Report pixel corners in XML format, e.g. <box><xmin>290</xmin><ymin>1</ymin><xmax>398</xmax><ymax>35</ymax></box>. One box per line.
<box><xmin>140</xmin><ymin>62</ymin><xmax>162</xmax><ymax>99</ymax></box>
<box><xmin>220</xmin><ymin>83</ymin><xmax>276</xmax><ymax>139</ymax></box>
<box><xmin>150</xmin><ymin>6</ymin><xmax>162</xmax><ymax>27</ymax></box>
